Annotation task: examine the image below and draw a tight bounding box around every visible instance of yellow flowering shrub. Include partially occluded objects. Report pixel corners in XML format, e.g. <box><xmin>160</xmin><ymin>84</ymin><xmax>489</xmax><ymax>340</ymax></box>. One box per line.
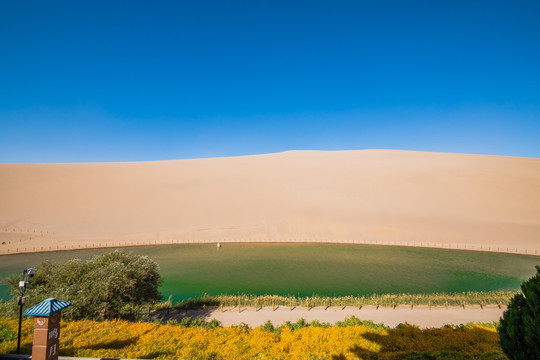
<box><xmin>0</xmin><ymin>317</ymin><xmax>506</xmax><ymax>359</ymax></box>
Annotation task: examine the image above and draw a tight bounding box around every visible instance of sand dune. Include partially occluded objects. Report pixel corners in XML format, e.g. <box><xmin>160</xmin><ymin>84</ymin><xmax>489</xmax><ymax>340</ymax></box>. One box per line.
<box><xmin>1</xmin><ymin>150</ymin><xmax>539</xmax><ymax>254</ymax></box>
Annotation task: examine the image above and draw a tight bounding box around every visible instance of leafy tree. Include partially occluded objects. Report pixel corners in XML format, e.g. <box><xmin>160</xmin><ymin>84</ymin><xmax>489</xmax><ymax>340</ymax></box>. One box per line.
<box><xmin>2</xmin><ymin>250</ymin><xmax>162</xmax><ymax>321</ymax></box>
<box><xmin>499</xmin><ymin>265</ymin><xmax>540</xmax><ymax>359</ymax></box>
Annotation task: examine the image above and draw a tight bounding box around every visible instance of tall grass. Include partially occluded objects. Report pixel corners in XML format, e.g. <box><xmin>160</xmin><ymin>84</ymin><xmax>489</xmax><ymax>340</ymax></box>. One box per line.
<box><xmin>170</xmin><ymin>290</ymin><xmax>515</xmax><ymax>309</ymax></box>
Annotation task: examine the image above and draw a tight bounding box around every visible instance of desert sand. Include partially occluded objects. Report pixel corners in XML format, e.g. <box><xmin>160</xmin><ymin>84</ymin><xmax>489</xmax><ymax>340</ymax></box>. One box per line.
<box><xmin>155</xmin><ymin>305</ymin><xmax>507</xmax><ymax>329</ymax></box>
<box><xmin>1</xmin><ymin>150</ymin><xmax>539</xmax><ymax>255</ymax></box>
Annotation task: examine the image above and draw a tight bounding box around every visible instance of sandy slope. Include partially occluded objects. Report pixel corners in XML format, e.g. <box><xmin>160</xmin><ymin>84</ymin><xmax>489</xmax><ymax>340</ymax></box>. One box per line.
<box><xmin>1</xmin><ymin>150</ymin><xmax>539</xmax><ymax>255</ymax></box>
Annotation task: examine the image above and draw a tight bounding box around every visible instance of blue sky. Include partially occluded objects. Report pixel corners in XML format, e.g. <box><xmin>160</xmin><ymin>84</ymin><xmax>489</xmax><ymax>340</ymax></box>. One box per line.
<box><xmin>1</xmin><ymin>1</ymin><xmax>539</xmax><ymax>162</ymax></box>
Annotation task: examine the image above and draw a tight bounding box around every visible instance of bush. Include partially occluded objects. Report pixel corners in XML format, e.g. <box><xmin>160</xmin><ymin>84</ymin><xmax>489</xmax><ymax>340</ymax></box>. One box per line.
<box><xmin>499</xmin><ymin>265</ymin><xmax>540</xmax><ymax>359</ymax></box>
<box><xmin>177</xmin><ymin>316</ymin><xmax>221</xmax><ymax>329</ymax></box>
<box><xmin>2</xmin><ymin>250</ymin><xmax>162</xmax><ymax>321</ymax></box>
<box><xmin>263</xmin><ymin>320</ymin><xmax>274</xmax><ymax>332</ymax></box>
<box><xmin>0</xmin><ymin>316</ymin><xmax>505</xmax><ymax>358</ymax></box>
<box><xmin>335</xmin><ymin>316</ymin><xmax>388</xmax><ymax>330</ymax></box>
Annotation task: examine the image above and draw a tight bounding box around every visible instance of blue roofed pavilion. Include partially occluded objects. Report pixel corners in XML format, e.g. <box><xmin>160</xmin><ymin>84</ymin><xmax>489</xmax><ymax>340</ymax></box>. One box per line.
<box><xmin>23</xmin><ymin>298</ymin><xmax>71</xmax><ymax>317</ymax></box>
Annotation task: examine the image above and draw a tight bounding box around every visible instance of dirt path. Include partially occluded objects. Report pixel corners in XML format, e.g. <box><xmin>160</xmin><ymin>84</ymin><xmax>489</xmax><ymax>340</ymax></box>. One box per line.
<box><xmin>156</xmin><ymin>304</ymin><xmax>506</xmax><ymax>328</ymax></box>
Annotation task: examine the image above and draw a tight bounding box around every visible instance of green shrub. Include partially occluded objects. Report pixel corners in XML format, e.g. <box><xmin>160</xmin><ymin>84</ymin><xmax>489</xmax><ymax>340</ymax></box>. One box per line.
<box><xmin>2</xmin><ymin>250</ymin><xmax>161</xmax><ymax>321</ymax></box>
<box><xmin>263</xmin><ymin>320</ymin><xmax>274</xmax><ymax>332</ymax></box>
<box><xmin>0</xmin><ymin>327</ymin><xmax>17</xmax><ymax>342</ymax></box>
<box><xmin>283</xmin><ymin>318</ymin><xmax>309</xmax><ymax>331</ymax></box>
<box><xmin>178</xmin><ymin>316</ymin><xmax>222</xmax><ymax>329</ymax></box>
<box><xmin>335</xmin><ymin>316</ymin><xmax>388</xmax><ymax>330</ymax></box>
<box><xmin>499</xmin><ymin>265</ymin><xmax>540</xmax><ymax>359</ymax></box>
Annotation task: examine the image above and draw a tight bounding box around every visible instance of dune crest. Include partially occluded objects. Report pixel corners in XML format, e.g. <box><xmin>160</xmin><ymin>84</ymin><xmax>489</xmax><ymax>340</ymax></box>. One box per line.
<box><xmin>1</xmin><ymin>150</ymin><xmax>539</xmax><ymax>254</ymax></box>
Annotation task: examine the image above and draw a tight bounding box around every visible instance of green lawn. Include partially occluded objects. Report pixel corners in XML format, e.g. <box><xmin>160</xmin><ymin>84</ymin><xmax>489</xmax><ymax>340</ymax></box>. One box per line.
<box><xmin>1</xmin><ymin>244</ymin><xmax>538</xmax><ymax>301</ymax></box>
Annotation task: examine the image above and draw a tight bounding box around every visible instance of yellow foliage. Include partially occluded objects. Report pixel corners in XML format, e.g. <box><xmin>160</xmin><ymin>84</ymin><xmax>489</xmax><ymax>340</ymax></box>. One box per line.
<box><xmin>0</xmin><ymin>317</ymin><xmax>505</xmax><ymax>359</ymax></box>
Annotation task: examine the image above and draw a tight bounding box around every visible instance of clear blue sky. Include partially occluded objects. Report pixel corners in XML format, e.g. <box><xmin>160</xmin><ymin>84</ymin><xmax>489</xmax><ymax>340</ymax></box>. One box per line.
<box><xmin>1</xmin><ymin>1</ymin><xmax>539</xmax><ymax>162</ymax></box>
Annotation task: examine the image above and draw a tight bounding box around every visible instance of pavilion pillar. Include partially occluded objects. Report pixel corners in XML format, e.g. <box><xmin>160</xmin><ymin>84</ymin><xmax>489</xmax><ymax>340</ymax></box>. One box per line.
<box><xmin>23</xmin><ymin>298</ymin><xmax>71</xmax><ymax>360</ymax></box>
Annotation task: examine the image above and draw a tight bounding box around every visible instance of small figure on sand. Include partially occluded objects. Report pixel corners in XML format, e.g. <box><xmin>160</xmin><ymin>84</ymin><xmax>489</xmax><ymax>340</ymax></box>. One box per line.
<box><xmin>217</xmin><ymin>242</ymin><xmax>222</xmax><ymax>248</ymax></box>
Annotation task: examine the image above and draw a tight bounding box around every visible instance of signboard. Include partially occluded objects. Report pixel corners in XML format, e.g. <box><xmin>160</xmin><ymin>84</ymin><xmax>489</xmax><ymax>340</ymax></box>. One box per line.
<box><xmin>32</xmin><ymin>313</ymin><xmax>61</xmax><ymax>360</ymax></box>
<box><xmin>23</xmin><ymin>298</ymin><xmax>71</xmax><ymax>360</ymax></box>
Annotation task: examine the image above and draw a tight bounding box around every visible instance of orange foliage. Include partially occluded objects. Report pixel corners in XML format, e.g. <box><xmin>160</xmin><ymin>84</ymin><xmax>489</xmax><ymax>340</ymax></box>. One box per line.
<box><xmin>0</xmin><ymin>317</ymin><xmax>505</xmax><ymax>359</ymax></box>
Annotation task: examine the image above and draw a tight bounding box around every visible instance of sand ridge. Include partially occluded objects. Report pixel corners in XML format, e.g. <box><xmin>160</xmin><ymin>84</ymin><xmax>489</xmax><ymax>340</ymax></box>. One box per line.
<box><xmin>1</xmin><ymin>150</ymin><xmax>539</xmax><ymax>255</ymax></box>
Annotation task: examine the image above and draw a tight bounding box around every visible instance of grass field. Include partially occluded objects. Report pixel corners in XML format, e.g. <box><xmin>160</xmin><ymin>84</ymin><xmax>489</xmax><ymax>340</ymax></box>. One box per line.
<box><xmin>1</xmin><ymin>244</ymin><xmax>538</xmax><ymax>301</ymax></box>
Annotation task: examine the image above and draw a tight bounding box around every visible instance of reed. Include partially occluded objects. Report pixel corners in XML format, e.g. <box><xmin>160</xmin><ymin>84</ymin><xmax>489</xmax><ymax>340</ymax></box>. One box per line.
<box><xmin>171</xmin><ymin>291</ymin><xmax>515</xmax><ymax>309</ymax></box>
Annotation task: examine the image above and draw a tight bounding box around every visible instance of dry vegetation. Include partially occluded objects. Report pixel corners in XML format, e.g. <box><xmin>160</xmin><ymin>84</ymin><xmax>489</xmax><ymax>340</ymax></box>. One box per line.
<box><xmin>172</xmin><ymin>291</ymin><xmax>514</xmax><ymax>310</ymax></box>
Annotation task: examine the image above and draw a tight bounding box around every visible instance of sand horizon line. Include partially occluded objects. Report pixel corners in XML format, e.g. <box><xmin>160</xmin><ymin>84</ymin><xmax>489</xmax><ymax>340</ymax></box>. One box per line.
<box><xmin>2</xmin><ymin>148</ymin><xmax>539</xmax><ymax>165</ymax></box>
